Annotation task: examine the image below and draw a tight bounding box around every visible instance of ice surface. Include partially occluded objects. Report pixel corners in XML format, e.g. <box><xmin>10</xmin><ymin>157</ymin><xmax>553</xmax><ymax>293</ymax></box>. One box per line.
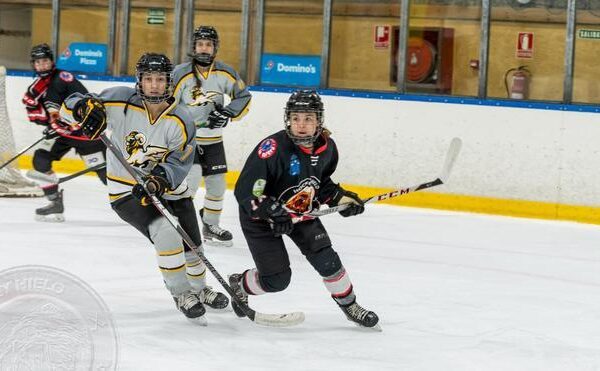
<box><xmin>1</xmin><ymin>175</ymin><xmax>599</xmax><ymax>371</ymax></box>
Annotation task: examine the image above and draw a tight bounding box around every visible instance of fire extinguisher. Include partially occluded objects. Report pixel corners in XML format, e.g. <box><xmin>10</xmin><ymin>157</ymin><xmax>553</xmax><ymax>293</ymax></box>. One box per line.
<box><xmin>504</xmin><ymin>66</ymin><xmax>531</xmax><ymax>99</ymax></box>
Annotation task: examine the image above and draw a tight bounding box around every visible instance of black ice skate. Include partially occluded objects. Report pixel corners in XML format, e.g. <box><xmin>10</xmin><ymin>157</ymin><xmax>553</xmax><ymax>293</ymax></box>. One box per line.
<box><xmin>200</xmin><ymin>208</ymin><xmax>233</xmax><ymax>247</ymax></box>
<box><xmin>228</xmin><ymin>273</ymin><xmax>248</xmax><ymax>318</ymax></box>
<box><xmin>35</xmin><ymin>190</ymin><xmax>65</xmax><ymax>222</ymax></box>
<box><xmin>200</xmin><ymin>286</ymin><xmax>229</xmax><ymax>311</ymax></box>
<box><xmin>173</xmin><ymin>291</ymin><xmax>207</xmax><ymax>325</ymax></box>
<box><xmin>338</xmin><ymin>300</ymin><xmax>381</xmax><ymax>331</ymax></box>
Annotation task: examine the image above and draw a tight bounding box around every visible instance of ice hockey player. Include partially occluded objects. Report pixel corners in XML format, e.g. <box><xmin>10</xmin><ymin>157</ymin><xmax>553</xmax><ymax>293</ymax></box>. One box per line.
<box><xmin>173</xmin><ymin>25</ymin><xmax>252</xmax><ymax>247</ymax></box>
<box><xmin>60</xmin><ymin>53</ymin><xmax>228</xmax><ymax>323</ymax></box>
<box><xmin>230</xmin><ymin>90</ymin><xmax>380</xmax><ymax>329</ymax></box>
<box><xmin>23</xmin><ymin>43</ymin><xmax>106</xmax><ymax>222</ymax></box>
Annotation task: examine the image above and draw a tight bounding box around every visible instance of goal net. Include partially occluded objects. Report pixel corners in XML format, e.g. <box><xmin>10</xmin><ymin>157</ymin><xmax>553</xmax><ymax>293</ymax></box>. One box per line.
<box><xmin>0</xmin><ymin>66</ymin><xmax>43</xmax><ymax>197</ymax></box>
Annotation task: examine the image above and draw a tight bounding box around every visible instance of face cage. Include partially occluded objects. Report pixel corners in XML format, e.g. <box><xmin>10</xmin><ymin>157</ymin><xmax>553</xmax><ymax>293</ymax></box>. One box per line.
<box><xmin>31</xmin><ymin>59</ymin><xmax>55</xmax><ymax>78</ymax></box>
<box><xmin>284</xmin><ymin>110</ymin><xmax>324</xmax><ymax>146</ymax></box>
<box><xmin>192</xmin><ymin>38</ymin><xmax>219</xmax><ymax>65</ymax></box>
<box><xmin>136</xmin><ymin>72</ymin><xmax>174</xmax><ymax>104</ymax></box>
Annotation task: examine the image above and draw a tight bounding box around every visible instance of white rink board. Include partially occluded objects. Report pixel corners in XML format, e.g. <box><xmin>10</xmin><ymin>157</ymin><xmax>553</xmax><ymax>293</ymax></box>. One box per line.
<box><xmin>6</xmin><ymin>75</ymin><xmax>600</xmax><ymax>207</ymax></box>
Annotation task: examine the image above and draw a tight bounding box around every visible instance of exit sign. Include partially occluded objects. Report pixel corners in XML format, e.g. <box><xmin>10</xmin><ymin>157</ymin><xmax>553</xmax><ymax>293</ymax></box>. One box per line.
<box><xmin>579</xmin><ymin>29</ymin><xmax>600</xmax><ymax>39</ymax></box>
<box><xmin>147</xmin><ymin>8</ymin><xmax>165</xmax><ymax>25</ymax></box>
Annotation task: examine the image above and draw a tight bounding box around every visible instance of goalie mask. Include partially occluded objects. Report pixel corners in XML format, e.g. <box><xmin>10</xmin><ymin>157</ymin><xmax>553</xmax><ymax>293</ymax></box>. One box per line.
<box><xmin>191</xmin><ymin>26</ymin><xmax>219</xmax><ymax>67</ymax></box>
<box><xmin>284</xmin><ymin>90</ymin><xmax>324</xmax><ymax>146</ymax></box>
<box><xmin>135</xmin><ymin>53</ymin><xmax>174</xmax><ymax>104</ymax></box>
<box><xmin>30</xmin><ymin>43</ymin><xmax>55</xmax><ymax>78</ymax></box>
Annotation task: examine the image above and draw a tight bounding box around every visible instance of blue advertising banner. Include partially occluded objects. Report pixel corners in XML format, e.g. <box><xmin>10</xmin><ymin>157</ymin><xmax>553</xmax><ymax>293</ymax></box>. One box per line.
<box><xmin>260</xmin><ymin>54</ymin><xmax>321</xmax><ymax>87</ymax></box>
<box><xmin>57</xmin><ymin>43</ymin><xmax>107</xmax><ymax>74</ymax></box>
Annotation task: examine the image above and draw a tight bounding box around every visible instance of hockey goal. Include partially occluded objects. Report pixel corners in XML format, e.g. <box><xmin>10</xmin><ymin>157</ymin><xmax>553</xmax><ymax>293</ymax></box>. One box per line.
<box><xmin>0</xmin><ymin>66</ymin><xmax>43</xmax><ymax>197</ymax></box>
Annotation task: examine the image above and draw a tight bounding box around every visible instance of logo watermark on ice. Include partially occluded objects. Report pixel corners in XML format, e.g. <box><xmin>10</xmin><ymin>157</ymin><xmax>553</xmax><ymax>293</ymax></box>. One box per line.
<box><xmin>0</xmin><ymin>265</ymin><xmax>118</xmax><ymax>370</ymax></box>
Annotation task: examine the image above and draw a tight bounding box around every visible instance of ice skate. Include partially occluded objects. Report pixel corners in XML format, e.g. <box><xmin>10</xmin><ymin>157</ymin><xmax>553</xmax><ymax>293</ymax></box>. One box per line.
<box><xmin>173</xmin><ymin>291</ymin><xmax>207</xmax><ymax>325</ymax></box>
<box><xmin>35</xmin><ymin>190</ymin><xmax>65</xmax><ymax>222</ymax></box>
<box><xmin>199</xmin><ymin>285</ymin><xmax>229</xmax><ymax>311</ymax></box>
<box><xmin>228</xmin><ymin>273</ymin><xmax>248</xmax><ymax>318</ymax></box>
<box><xmin>338</xmin><ymin>300</ymin><xmax>381</xmax><ymax>331</ymax></box>
<box><xmin>200</xmin><ymin>208</ymin><xmax>233</xmax><ymax>247</ymax></box>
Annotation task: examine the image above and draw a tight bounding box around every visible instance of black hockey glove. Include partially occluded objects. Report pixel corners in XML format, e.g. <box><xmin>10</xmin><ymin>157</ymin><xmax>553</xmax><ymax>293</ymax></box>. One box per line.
<box><xmin>254</xmin><ymin>196</ymin><xmax>294</xmax><ymax>235</ymax></box>
<box><xmin>131</xmin><ymin>166</ymin><xmax>170</xmax><ymax>204</ymax></box>
<box><xmin>207</xmin><ymin>107</ymin><xmax>231</xmax><ymax>129</ymax></box>
<box><xmin>42</xmin><ymin>127</ymin><xmax>59</xmax><ymax>140</ymax></box>
<box><xmin>73</xmin><ymin>97</ymin><xmax>107</xmax><ymax>140</ymax></box>
<box><xmin>331</xmin><ymin>187</ymin><xmax>365</xmax><ymax>218</ymax></box>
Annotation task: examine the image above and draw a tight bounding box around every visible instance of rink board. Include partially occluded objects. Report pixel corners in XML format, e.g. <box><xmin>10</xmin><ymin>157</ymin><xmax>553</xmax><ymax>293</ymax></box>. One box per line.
<box><xmin>6</xmin><ymin>73</ymin><xmax>600</xmax><ymax>224</ymax></box>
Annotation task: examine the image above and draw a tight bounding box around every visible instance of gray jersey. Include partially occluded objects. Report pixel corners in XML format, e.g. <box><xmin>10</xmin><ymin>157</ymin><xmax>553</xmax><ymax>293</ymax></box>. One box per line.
<box><xmin>172</xmin><ymin>61</ymin><xmax>251</xmax><ymax>145</ymax></box>
<box><xmin>61</xmin><ymin>86</ymin><xmax>196</xmax><ymax>202</ymax></box>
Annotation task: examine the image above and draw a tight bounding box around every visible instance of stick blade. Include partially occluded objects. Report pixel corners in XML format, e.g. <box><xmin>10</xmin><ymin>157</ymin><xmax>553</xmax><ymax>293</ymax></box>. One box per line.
<box><xmin>439</xmin><ymin>137</ymin><xmax>462</xmax><ymax>183</ymax></box>
<box><xmin>254</xmin><ymin>311</ymin><xmax>305</xmax><ymax>327</ymax></box>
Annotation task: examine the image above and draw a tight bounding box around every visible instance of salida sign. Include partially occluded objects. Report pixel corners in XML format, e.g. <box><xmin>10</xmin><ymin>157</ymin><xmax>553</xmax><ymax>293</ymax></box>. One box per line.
<box><xmin>57</xmin><ymin>42</ymin><xmax>107</xmax><ymax>74</ymax></box>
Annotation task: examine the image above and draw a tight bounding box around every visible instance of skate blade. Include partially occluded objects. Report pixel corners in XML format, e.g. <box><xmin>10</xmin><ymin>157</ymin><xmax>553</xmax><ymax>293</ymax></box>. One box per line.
<box><xmin>205</xmin><ymin>305</ymin><xmax>232</xmax><ymax>313</ymax></box>
<box><xmin>35</xmin><ymin>214</ymin><xmax>65</xmax><ymax>223</ymax></box>
<box><xmin>203</xmin><ymin>239</ymin><xmax>233</xmax><ymax>247</ymax></box>
<box><xmin>352</xmin><ymin>321</ymin><xmax>383</xmax><ymax>332</ymax></box>
<box><xmin>186</xmin><ymin>315</ymin><xmax>208</xmax><ymax>326</ymax></box>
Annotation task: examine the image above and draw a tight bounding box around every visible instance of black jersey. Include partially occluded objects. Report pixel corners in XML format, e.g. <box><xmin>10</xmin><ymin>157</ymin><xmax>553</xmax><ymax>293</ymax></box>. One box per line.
<box><xmin>235</xmin><ymin>130</ymin><xmax>341</xmax><ymax>220</ymax></box>
<box><xmin>43</xmin><ymin>69</ymin><xmax>87</xmax><ymax>111</ymax></box>
<box><xmin>23</xmin><ymin>69</ymin><xmax>87</xmax><ymax>125</ymax></box>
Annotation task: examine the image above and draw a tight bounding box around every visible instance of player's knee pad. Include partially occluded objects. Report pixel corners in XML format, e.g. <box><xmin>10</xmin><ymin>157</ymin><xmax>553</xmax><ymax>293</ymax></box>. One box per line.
<box><xmin>148</xmin><ymin>217</ymin><xmax>181</xmax><ymax>253</ymax></box>
<box><xmin>258</xmin><ymin>268</ymin><xmax>292</xmax><ymax>293</ymax></box>
<box><xmin>32</xmin><ymin>149</ymin><xmax>53</xmax><ymax>172</ymax></box>
<box><xmin>204</xmin><ymin>173</ymin><xmax>226</xmax><ymax>198</ymax></box>
<box><xmin>305</xmin><ymin>246</ymin><xmax>342</xmax><ymax>277</ymax></box>
<box><xmin>186</xmin><ymin>164</ymin><xmax>203</xmax><ymax>196</ymax></box>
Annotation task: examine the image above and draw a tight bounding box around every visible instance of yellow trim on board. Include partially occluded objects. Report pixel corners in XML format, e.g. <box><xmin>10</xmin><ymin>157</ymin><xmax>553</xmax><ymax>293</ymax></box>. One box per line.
<box><xmin>17</xmin><ymin>155</ymin><xmax>600</xmax><ymax>225</ymax></box>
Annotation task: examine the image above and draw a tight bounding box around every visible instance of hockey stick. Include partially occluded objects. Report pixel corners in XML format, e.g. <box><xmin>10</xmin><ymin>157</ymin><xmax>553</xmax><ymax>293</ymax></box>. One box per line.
<box><xmin>292</xmin><ymin>137</ymin><xmax>462</xmax><ymax>221</ymax></box>
<box><xmin>0</xmin><ymin>135</ymin><xmax>47</xmax><ymax>171</ymax></box>
<box><xmin>100</xmin><ymin>133</ymin><xmax>304</xmax><ymax>327</ymax></box>
<box><xmin>57</xmin><ymin>162</ymin><xmax>106</xmax><ymax>184</ymax></box>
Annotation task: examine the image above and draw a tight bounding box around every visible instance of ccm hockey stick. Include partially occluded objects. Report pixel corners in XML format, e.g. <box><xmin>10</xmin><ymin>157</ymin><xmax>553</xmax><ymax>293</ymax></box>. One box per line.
<box><xmin>100</xmin><ymin>133</ymin><xmax>304</xmax><ymax>327</ymax></box>
<box><xmin>295</xmin><ymin>137</ymin><xmax>462</xmax><ymax>220</ymax></box>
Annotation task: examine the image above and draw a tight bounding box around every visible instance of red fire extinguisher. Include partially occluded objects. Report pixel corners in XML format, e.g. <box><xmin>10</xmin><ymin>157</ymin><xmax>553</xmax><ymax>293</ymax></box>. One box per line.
<box><xmin>504</xmin><ymin>66</ymin><xmax>531</xmax><ymax>99</ymax></box>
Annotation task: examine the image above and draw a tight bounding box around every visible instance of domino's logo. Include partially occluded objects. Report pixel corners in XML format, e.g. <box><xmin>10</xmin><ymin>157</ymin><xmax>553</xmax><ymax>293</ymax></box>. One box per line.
<box><xmin>264</xmin><ymin>60</ymin><xmax>275</xmax><ymax>71</ymax></box>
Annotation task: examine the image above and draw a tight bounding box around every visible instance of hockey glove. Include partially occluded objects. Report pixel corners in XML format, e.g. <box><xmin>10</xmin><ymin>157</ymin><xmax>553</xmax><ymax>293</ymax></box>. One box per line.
<box><xmin>331</xmin><ymin>187</ymin><xmax>364</xmax><ymax>218</ymax></box>
<box><xmin>43</xmin><ymin>127</ymin><xmax>59</xmax><ymax>140</ymax></box>
<box><xmin>131</xmin><ymin>166</ymin><xmax>170</xmax><ymax>204</ymax></box>
<box><xmin>73</xmin><ymin>98</ymin><xmax>107</xmax><ymax>140</ymax></box>
<box><xmin>254</xmin><ymin>196</ymin><xmax>294</xmax><ymax>235</ymax></box>
<box><xmin>207</xmin><ymin>107</ymin><xmax>231</xmax><ymax>129</ymax></box>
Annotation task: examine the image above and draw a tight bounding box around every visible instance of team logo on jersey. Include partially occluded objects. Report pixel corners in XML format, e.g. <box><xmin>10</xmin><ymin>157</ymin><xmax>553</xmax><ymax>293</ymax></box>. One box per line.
<box><xmin>188</xmin><ymin>87</ymin><xmax>221</xmax><ymax>107</ymax></box>
<box><xmin>258</xmin><ymin>138</ymin><xmax>277</xmax><ymax>159</ymax></box>
<box><xmin>124</xmin><ymin>131</ymin><xmax>168</xmax><ymax>169</ymax></box>
<box><xmin>59</xmin><ymin>71</ymin><xmax>74</xmax><ymax>82</ymax></box>
<box><xmin>280</xmin><ymin>177</ymin><xmax>321</xmax><ymax>213</ymax></box>
<box><xmin>289</xmin><ymin>154</ymin><xmax>300</xmax><ymax>176</ymax></box>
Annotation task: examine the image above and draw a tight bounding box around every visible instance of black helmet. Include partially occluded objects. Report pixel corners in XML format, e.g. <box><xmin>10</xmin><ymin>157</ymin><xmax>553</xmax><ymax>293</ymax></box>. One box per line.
<box><xmin>191</xmin><ymin>26</ymin><xmax>219</xmax><ymax>66</ymax></box>
<box><xmin>30</xmin><ymin>43</ymin><xmax>55</xmax><ymax>77</ymax></box>
<box><xmin>284</xmin><ymin>90</ymin><xmax>324</xmax><ymax>146</ymax></box>
<box><xmin>135</xmin><ymin>53</ymin><xmax>174</xmax><ymax>104</ymax></box>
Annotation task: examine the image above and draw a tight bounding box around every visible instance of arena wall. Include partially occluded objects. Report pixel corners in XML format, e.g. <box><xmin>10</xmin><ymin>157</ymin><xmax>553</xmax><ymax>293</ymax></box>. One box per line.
<box><xmin>7</xmin><ymin>73</ymin><xmax>600</xmax><ymax>224</ymax></box>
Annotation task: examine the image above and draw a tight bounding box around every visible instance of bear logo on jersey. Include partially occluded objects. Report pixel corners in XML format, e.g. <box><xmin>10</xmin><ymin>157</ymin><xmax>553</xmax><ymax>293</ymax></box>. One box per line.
<box><xmin>124</xmin><ymin>131</ymin><xmax>168</xmax><ymax>169</ymax></box>
<box><xmin>280</xmin><ymin>177</ymin><xmax>321</xmax><ymax>213</ymax></box>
